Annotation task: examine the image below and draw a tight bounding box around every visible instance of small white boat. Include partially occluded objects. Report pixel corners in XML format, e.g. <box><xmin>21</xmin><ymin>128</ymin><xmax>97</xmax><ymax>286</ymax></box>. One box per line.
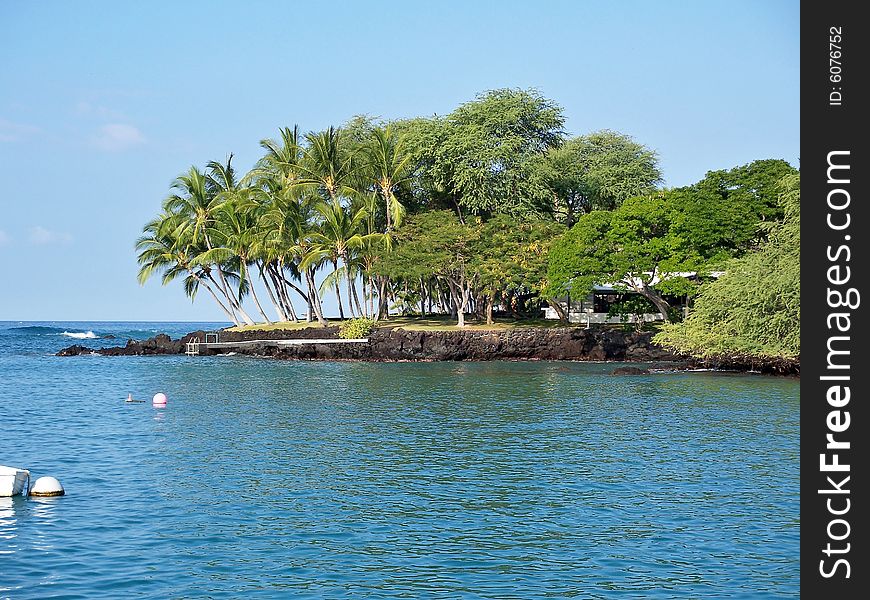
<box><xmin>0</xmin><ymin>465</ymin><xmax>31</xmax><ymax>496</ymax></box>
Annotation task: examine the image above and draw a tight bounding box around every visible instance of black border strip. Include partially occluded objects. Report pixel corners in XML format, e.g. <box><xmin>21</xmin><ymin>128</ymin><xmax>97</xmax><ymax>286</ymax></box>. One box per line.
<box><xmin>801</xmin><ymin>3</ymin><xmax>868</xmax><ymax>596</ymax></box>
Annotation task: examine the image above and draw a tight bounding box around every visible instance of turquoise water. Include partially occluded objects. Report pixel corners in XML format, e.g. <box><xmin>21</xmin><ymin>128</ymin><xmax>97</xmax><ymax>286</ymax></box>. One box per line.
<box><xmin>1</xmin><ymin>322</ymin><xmax>799</xmax><ymax>598</ymax></box>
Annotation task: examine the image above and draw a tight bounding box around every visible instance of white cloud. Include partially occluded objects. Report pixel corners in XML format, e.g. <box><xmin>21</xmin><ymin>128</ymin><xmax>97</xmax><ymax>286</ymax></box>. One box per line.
<box><xmin>29</xmin><ymin>226</ymin><xmax>73</xmax><ymax>245</ymax></box>
<box><xmin>0</xmin><ymin>118</ymin><xmax>40</xmax><ymax>142</ymax></box>
<box><xmin>0</xmin><ymin>230</ymin><xmax>10</xmax><ymax>245</ymax></box>
<box><xmin>91</xmin><ymin>123</ymin><xmax>145</xmax><ymax>151</ymax></box>
<box><xmin>75</xmin><ymin>102</ymin><xmax>127</xmax><ymax>120</ymax></box>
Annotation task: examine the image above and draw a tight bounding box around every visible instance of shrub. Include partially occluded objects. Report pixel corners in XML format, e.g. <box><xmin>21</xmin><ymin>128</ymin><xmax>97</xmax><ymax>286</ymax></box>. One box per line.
<box><xmin>607</xmin><ymin>295</ymin><xmax>658</xmax><ymax>332</ymax></box>
<box><xmin>338</xmin><ymin>317</ymin><xmax>377</xmax><ymax>339</ymax></box>
<box><xmin>654</xmin><ymin>174</ymin><xmax>800</xmax><ymax>359</ymax></box>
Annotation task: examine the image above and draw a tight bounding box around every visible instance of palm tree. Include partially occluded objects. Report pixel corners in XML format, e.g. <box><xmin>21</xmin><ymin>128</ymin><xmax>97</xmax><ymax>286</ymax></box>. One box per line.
<box><xmin>364</xmin><ymin>125</ymin><xmax>412</xmax><ymax>232</ymax></box>
<box><xmin>136</xmin><ymin>211</ymin><xmax>241</xmax><ymax>325</ymax></box>
<box><xmin>253</xmin><ymin>127</ymin><xmax>330</xmax><ymax>325</ymax></box>
<box><xmin>353</xmin><ymin>192</ymin><xmax>394</xmax><ymax>318</ymax></box>
<box><xmin>257</xmin><ymin>126</ymin><xmax>305</xmax><ymax>186</ymax></box>
<box><xmin>203</xmin><ymin>192</ymin><xmax>274</xmax><ymax>324</ymax></box>
<box><xmin>299</xmin><ymin>127</ymin><xmax>358</xmax><ymax>202</ymax></box>
<box><xmin>163</xmin><ymin>163</ymin><xmax>256</xmax><ymax>325</ymax></box>
<box><xmin>301</xmin><ymin>198</ymin><xmax>372</xmax><ymax>320</ymax></box>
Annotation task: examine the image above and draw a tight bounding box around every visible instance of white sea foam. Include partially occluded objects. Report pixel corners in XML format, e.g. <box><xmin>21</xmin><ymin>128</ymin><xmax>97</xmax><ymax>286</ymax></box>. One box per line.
<box><xmin>61</xmin><ymin>331</ymin><xmax>98</xmax><ymax>339</ymax></box>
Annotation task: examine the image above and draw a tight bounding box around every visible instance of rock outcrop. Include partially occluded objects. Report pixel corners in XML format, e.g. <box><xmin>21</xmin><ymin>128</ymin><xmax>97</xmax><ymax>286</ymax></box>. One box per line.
<box><xmin>56</xmin><ymin>325</ymin><xmax>799</xmax><ymax>374</ymax></box>
<box><xmin>59</xmin><ymin>326</ymin><xmax>675</xmax><ymax>361</ymax></box>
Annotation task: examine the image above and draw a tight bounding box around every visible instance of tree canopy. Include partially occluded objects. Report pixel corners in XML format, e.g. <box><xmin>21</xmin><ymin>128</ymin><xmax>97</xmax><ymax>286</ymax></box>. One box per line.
<box><xmin>654</xmin><ymin>174</ymin><xmax>800</xmax><ymax>358</ymax></box>
<box><xmin>534</xmin><ymin>130</ymin><xmax>662</xmax><ymax>226</ymax></box>
<box><xmin>136</xmin><ymin>86</ymin><xmax>797</xmax><ymax>352</ymax></box>
<box><xmin>404</xmin><ymin>88</ymin><xmax>565</xmax><ymax>218</ymax></box>
<box><xmin>374</xmin><ymin>211</ymin><xmax>564</xmax><ymax>325</ymax></box>
<box><xmin>545</xmin><ymin>160</ymin><xmax>796</xmax><ymax>322</ymax></box>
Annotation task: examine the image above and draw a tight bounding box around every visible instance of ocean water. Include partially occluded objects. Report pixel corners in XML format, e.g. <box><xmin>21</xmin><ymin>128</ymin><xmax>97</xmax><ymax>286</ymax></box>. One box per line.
<box><xmin>0</xmin><ymin>321</ymin><xmax>799</xmax><ymax>598</ymax></box>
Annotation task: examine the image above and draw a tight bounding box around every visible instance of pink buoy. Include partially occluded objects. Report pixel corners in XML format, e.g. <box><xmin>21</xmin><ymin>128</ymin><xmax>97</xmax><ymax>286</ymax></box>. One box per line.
<box><xmin>152</xmin><ymin>392</ymin><xmax>167</xmax><ymax>406</ymax></box>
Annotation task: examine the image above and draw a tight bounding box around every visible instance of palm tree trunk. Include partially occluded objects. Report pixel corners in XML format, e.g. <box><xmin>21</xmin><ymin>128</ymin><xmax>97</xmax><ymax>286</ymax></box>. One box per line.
<box><xmin>352</xmin><ymin>279</ymin><xmax>364</xmax><ymax>317</ymax></box>
<box><xmin>359</xmin><ymin>275</ymin><xmax>368</xmax><ymax>319</ymax></box>
<box><xmin>194</xmin><ymin>272</ymin><xmax>240</xmax><ymax>326</ymax></box>
<box><xmin>332</xmin><ymin>259</ymin><xmax>345</xmax><ymax>320</ymax></box>
<box><xmin>306</xmin><ymin>268</ymin><xmax>328</xmax><ymax>327</ymax></box>
<box><xmin>345</xmin><ymin>270</ymin><xmax>357</xmax><ymax>318</ymax></box>
<box><xmin>241</xmin><ymin>259</ymin><xmax>272</xmax><ymax>324</ymax></box>
<box><xmin>381</xmin><ymin>186</ymin><xmax>391</xmax><ymax>232</ymax></box>
<box><xmin>278</xmin><ymin>272</ymin><xmax>310</xmax><ymax>312</ymax></box>
<box><xmin>207</xmin><ymin>272</ymin><xmax>254</xmax><ymax>325</ymax></box>
<box><xmin>270</xmin><ymin>267</ymin><xmax>298</xmax><ymax>322</ymax></box>
<box><xmin>341</xmin><ymin>252</ymin><xmax>363</xmax><ymax>317</ymax></box>
<box><xmin>259</xmin><ymin>263</ymin><xmax>286</xmax><ymax>322</ymax></box>
<box><xmin>367</xmin><ymin>276</ymin><xmax>375</xmax><ymax>319</ymax></box>
<box><xmin>226</xmin><ymin>274</ymin><xmax>257</xmax><ymax>325</ymax></box>
<box><xmin>283</xmin><ymin>294</ymin><xmax>298</xmax><ymax>322</ymax></box>
<box><xmin>209</xmin><ymin>266</ymin><xmax>237</xmax><ymax>316</ymax></box>
<box><xmin>267</xmin><ymin>264</ymin><xmax>293</xmax><ymax>321</ymax></box>
<box><xmin>204</xmin><ymin>233</ymin><xmax>255</xmax><ymax>326</ymax></box>
<box><xmin>376</xmin><ymin>276</ymin><xmax>390</xmax><ymax>320</ymax></box>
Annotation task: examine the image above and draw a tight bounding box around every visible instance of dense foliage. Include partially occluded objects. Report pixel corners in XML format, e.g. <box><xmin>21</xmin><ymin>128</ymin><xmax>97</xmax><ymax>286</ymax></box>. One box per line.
<box><xmin>374</xmin><ymin>211</ymin><xmax>564</xmax><ymax>326</ymax></box>
<box><xmin>534</xmin><ymin>130</ymin><xmax>662</xmax><ymax>225</ymax></box>
<box><xmin>338</xmin><ymin>317</ymin><xmax>377</xmax><ymax>339</ymax></box>
<box><xmin>400</xmin><ymin>89</ymin><xmax>564</xmax><ymax>218</ymax></box>
<box><xmin>137</xmin><ymin>87</ymin><xmax>798</xmax><ymax>358</ymax></box>
<box><xmin>654</xmin><ymin>175</ymin><xmax>800</xmax><ymax>358</ymax></box>
<box><xmin>138</xmin><ymin>88</ymin><xmax>660</xmax><ymax>327</ymax></box>
<box><xmin>546</xmin><ymin>160</ymin><xmax>798</xmax><ymax>321</ymax></box>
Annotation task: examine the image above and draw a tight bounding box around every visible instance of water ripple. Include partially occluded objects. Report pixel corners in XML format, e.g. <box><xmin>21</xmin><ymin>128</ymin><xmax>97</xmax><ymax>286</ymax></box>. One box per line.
<box><xmin>0</xmin><ymin>333</ymin><xmax>799</xmax><ymax>598</ymax></box>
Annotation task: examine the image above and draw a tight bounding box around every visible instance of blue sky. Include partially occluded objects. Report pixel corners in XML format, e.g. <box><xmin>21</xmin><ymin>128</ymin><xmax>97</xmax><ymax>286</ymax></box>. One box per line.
<box><xmin>0</xmin><ymin>0</ymin><xmax>799</xmax><ymax>322</ymax></box>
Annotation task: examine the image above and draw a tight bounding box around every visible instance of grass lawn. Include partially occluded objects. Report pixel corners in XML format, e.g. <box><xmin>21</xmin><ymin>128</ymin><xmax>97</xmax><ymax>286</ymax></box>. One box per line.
<box><xmin>224</xmin><ymin>321</ymin><xmax>336</xmax><ymax>333</ymax></box>
<box><xmin>225</xmin><ymin>315</ymin><xmax>588</xmax><ymax>333</ymax></box>
<box><xmin>379</xmin><ymin>316</ymin><xmax>570</xmax><ymax>331</ymax></box>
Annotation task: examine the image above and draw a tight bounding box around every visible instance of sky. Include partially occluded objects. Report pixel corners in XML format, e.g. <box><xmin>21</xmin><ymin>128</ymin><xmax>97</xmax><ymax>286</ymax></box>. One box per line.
<box><xmin>0</xmin><ymin>0</ymin><xmax>799</xmax><ymax>322</ymax></box>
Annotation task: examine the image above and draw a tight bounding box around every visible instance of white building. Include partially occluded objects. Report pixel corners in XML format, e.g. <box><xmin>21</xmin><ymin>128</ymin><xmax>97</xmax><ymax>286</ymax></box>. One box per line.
<box><xmin>542</xmin><ymin>272</ymin><xmax>723</xmax><ymax>326</ymax></box>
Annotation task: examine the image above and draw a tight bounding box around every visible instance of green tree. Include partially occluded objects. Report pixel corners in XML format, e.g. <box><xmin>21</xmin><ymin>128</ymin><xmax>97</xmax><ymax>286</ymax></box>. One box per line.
<box><xmin>408</xmin><ymin>88</ymin><xmax>565</xmax><ymax>218</ymax></box>
<box><xmin>547</xmin><ymin>186</ymin><xmax>760</xmax><ymax>322</ymax></box>
<box><xmin>253</xmin><ymin>126</ymin><xmax>327</xmax><ymax>324</ymax></box>
<box><xmin>694</xmin><ymin>159</ymin><xmax>797</xmax><ymax>226</ymax></box>
<box><xmin>376</xmin><ymin>210</ymin><xmax>477</xmax><ymax>326</ymax></box>
<box><xmin>655</xmin><ymin>174</ymin><xmax>800</xmax><ymax>358</ymax></box>
<box><xmin>206</xmin><ymin>192</ymin><xmax>274</xmax><ymax>324</ymax></box>
<box><xmin>136</xmin><ymin>211</ymin><xmax>242</xmax><ymax>325</ymax></box>
<box><xmin>301</xmin><ymin>198</ymin><xmax>372</xmax><ymax>320</ymax></box>
<box><xmin>299</xmin><ymin>127</ymin><xmax>358</xmax><ymax>202</ymax></box>
<box><xmin>473</xmin><ymin>215</ymin><xmax>565</xmax><ymax>323</ymax></box>
<box><xmin>162</xmin><ymin>162</ymin><xmax>256</xmax><ymax>325</ymax></box>
<box><xmin>535</xmin><ymin>130</ymin><xmax>662</xmax><ymax>226</ymax></box>
<box><xmin>363</xmin><ymin>124</ymin><xmax>413</xmax><ymax>232</ymax></box>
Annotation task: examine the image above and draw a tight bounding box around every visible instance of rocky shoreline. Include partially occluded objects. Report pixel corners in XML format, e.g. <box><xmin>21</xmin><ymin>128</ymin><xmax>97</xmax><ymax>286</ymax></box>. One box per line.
<box><xmin>56</xmin><ymin>325</ymin><xmax>799</xmax><ymax>375</ymax></box>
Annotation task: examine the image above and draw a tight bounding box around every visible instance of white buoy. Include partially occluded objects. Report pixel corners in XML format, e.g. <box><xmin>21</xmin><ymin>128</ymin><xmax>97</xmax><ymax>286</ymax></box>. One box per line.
<box><xmin>152</xmin><ymin>392</ymin><xmax>167</xmax><ymax>407</ymax></box>
<box><xmin>29</xmin><ymin>476</ymin><xmax>65</xmax><ymax>497</ymax></box>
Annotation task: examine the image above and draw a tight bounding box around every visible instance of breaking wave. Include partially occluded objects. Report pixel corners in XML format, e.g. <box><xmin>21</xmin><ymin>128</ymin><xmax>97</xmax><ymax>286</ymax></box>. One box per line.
<box><xmin>61</xmin><ymin>331</ymin><xmax>98</xmax><ymax>339</ymax></box>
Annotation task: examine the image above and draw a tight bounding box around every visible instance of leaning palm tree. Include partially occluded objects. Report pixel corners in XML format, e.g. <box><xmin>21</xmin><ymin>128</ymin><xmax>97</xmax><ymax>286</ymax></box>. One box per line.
<box><xmin>301</xmin><ymin>198</ymin><xmax>372</xmax><ymax>320</ymax></box>
<box><xmin>252</xmin><ymin>129</ymin><xmax>330</xmax><ymax>325</ymax></box>
<box><xmin>163</xmin><ymin>163</ymin><xmax>256</xmax><ymax>325</ymax></box>
<box><xmin>204</xmin><ymin>192</ymin><xmax>274</xmax><ymax>324</ymax></box>
<box><xmin>136</xmin><ymin>211</ymin><xmax>241</xmax><ymax>325</ymax></box>
<box><xmin>364</xmin><ymin>125</ymin><xmax>413</xmax><ymax>232</ymax></box>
